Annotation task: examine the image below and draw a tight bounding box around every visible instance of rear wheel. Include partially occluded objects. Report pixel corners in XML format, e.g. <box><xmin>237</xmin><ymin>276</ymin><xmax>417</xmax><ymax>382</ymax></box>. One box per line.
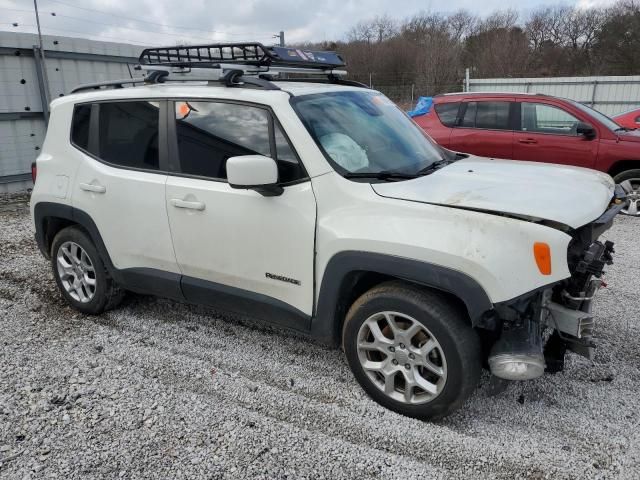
<box><xmin>614</xmin><ymin>169</ymin><xmax>640</xmax><ymax>216</ymax></box>
<box><xmin>51</xmin><ymin>226</ymin><xmax>124</xmax><ymax>314</ymax></box>
<box><xmin>342</xmin><ymin>281</ymin><xmax>482</xmax><ymax>420</ymax></box>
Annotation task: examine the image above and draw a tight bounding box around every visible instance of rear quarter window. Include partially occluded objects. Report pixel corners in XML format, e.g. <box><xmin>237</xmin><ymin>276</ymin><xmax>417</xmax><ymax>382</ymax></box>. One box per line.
<box><xmin>71</xmin><ymin>104</ymin><xmax>91</xmax><ymax>150</ymax></box>
<box><xmin>434</xmin><ymin>103</ymin><xmax>460</xmax><ymax>127</ymax></box>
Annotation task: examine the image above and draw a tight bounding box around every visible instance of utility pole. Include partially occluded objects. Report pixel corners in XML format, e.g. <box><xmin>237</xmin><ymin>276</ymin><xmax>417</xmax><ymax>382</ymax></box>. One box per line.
<box><xmin>274</xmin><ymin>31</ymin><xmax>285</xmax><ymax>47</ymax></box>
<box><xmin>34</xmin><ymin>0</ymin><xmax>45</xmax><ymax>55</ymax></box>
<box><xmin>33</xmin><ymin>0</ymin><xmax>51</xmax><ymax>119</ymax></box>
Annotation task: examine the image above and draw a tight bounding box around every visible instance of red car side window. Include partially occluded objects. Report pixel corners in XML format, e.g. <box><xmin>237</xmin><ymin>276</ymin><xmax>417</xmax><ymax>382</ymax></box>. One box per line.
<box><xmin>434</xmin><ymin>102</ymin><xmax>460</xmax><ymax>127</ymax></box>
<box><xmin>461</xmin><ymin>102</ymin><xmax>477</xmax><ymax>127</ymax></box>
<box><xmin>475</xmin><ymin>102</ymin><xmax>510</xmax><ymax>130</ymax></box>
<box><xmin>521</xmin><ymin>103</ymin><xmax>581</xmax><ymax>136</ymax></box>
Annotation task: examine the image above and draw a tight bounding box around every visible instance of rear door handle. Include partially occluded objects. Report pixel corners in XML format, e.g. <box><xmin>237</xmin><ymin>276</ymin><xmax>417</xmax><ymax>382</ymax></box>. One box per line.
<box><xmin>79</xmin><ymin>182</ymin><xmax>106</xmax><ymax>193</ymax></box>
<box><xmin>518</xmin><ymin>138</ymin><xmax>538</xmax><ymax>144</ymax></box>
<box><xmin>170</xmin><ymin>198</ymin><xmax>206</xmax><ymax>211</ymax></box>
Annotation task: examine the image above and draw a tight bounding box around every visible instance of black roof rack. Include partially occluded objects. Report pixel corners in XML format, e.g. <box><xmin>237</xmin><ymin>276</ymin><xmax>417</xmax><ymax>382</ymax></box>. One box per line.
<box><xmin>70</xmin><ymin>42</ymin><xmax>362</xmax><ymax>94</ymax></box>
<box><xmin>138</xmin><ymin>42</ymin><xmax>345</xmax><ymax>70</ymax></box>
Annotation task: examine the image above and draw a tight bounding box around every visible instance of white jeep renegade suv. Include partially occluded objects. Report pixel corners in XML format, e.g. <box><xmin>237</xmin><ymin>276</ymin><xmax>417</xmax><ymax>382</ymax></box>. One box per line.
<box><xmin>30</xmin><ymin>43</ymin><xmax>625</xmax><ymax>420</ymax></box>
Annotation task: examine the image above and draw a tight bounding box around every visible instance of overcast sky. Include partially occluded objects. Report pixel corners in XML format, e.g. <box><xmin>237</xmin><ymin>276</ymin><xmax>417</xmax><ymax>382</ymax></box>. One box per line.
<box><xmin>0</xmin><ymin>0</ymin><xmax>620</xmax><ymax>46</ymax></box>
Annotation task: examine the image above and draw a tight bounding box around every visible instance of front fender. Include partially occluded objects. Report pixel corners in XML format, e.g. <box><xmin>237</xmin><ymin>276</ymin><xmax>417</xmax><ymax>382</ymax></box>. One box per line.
<box><xmin>311</xmin><ymin>251</ymin><xmax>494</xmax><ymax>344</ymax></box>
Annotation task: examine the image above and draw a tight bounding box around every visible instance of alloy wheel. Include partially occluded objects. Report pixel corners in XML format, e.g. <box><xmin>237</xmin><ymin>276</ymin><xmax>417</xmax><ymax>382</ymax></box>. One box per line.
<box><xmin>56</xmin><ymin>241</ymin><xmax>97</xmax><ymax>303</ymax></box>
<box><xmin>356</xmin><ymin>311</ymin><xmax>447</xmax><ymax>405</ymax></box>
<box><xmin>620</xmin><ymin>179</ymin><xmax>640</xmax><ymax>216</ymax></box>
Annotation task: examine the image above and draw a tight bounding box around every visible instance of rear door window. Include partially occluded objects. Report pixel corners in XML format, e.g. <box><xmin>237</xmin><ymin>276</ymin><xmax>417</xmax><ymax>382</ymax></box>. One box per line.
<box><xmin>97</xmin><ymin>102</ymin><xmax>160</xmax><ymax>170</ymax></box>
<box><xmin>71</xmin><ymin>101</ymin><xmax>161</xmax><ymax>171</ymax></box>
<box><xmin>475</xmin><ymin>102</ymin><xmax>511</xmax><ymax>130</ymax></box>
<box><xmin>434</xmin><ymin>102</ymin><xmax>460</xmax><ymax>127</ymax></box>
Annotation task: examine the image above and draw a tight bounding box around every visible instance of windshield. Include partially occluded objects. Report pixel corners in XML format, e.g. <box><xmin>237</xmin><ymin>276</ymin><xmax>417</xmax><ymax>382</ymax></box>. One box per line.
<box><xmin>291</xmin><ymin>90</ymin><xmax>445</xmax><ymax>177</ymax></box>
<box><xmin>568</xmin><ymin>100</ymin><xmax>622</xmax><ymax>131</ymax></box>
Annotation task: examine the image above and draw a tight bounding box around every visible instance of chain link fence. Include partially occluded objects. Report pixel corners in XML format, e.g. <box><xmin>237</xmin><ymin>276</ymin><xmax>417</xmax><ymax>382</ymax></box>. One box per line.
<box><xmin>347</xmin><ymin>73</ymin><xmax>464</xmax><ymax>110</ymax></box>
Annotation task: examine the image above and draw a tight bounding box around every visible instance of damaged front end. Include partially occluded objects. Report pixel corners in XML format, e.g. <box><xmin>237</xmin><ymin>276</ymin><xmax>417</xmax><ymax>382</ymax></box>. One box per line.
<box><xmin>487</xmin><ymin>185</ymin><xmax>625</xmax><ymax>381</ymax></box>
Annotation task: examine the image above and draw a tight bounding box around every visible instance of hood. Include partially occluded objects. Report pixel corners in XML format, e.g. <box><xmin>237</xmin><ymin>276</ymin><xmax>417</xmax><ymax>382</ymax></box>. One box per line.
<box><xmin>372</xmin><ymin>157</ymin><xmax>615</xmax><ymax>229</ymax></box>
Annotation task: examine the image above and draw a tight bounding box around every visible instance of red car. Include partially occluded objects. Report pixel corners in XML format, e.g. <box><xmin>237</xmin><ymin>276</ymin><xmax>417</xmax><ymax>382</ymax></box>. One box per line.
<box><xmin>613</xmin><ymin>108</ymin><xmax>640</xmax><ymax>130</ymax></box>
<box><xmin>414</xmin><ymin>92</ymin><xmax>640</xmax><ymax>216</ymax></box>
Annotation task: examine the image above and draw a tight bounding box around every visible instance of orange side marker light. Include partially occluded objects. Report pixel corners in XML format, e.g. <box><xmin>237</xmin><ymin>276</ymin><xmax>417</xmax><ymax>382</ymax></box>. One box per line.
<box><xmin>533</xmin><ymin>242</ymin><xmax>552</xmax><ymax>275</ymax></box>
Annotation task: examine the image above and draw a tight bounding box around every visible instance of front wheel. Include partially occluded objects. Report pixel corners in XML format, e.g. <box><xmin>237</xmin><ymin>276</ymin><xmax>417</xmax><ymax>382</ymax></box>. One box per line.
<box><xmin>614</xmin><ymin>169</ymin><xmax>640</xmax><ymax>216</ymax></box>
<box><xmin>342</xmin><ymin>281</ymin><xmax>482</xmax><ymax>420</ymax></box>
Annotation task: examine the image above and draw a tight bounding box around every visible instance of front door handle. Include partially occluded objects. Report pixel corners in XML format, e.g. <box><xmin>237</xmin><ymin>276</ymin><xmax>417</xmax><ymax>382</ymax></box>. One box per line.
<box><xmin>518</xmin><ymin>138</ymin><xmax>538</xmax><ymax>144</ymax></box>
<box><xmin>79</xmin><ymin>182</ymin><xmax>106</xmax><ymax>193</ymax></box>
<box><xmin>170</xmin><ymin>198</ymin><xmax>206</xmax><ymax>211</ymax></box>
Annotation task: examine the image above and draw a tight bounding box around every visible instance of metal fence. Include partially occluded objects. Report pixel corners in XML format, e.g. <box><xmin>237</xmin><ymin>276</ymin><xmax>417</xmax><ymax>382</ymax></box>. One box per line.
<box><xmin>0</xmin><ymin>31</ymin><xmax>141</xmax><ymax>192</ymax></box>
<box><xmin>466</xmin><ymin>75</ymin><xmax>640</xmax><ymax>117</ymax></box>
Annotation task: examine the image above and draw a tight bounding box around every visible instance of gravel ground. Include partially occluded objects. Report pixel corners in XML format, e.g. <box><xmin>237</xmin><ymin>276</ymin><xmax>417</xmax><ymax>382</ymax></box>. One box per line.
<box><xmin>0</xmin><ymin>192</ymin><xmax>639</xmax><ymax>479</ymax></box>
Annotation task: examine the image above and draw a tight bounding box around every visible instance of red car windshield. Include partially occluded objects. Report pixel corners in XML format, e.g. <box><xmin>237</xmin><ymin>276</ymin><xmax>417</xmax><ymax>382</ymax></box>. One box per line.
<box><xmin>569</xmin><ymin>100</ymin><xmax>623</xmax><ymax>131</ymax></box>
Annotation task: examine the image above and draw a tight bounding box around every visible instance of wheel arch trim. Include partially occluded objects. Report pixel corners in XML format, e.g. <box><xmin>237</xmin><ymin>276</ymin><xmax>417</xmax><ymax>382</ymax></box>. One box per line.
<box><xmin>608</xmin><ymin>160</ymin><xmax>640</xmax><ymax>179</ymax></box>
<box><xmin>33</xmin><ymin>202</ymin><xmax>116</xmax><ymax>273</ymax></box>
<box><xmin>312</xmin><ymin>251</ymin><xmax>493</xmax><ymax>345</ymax></box>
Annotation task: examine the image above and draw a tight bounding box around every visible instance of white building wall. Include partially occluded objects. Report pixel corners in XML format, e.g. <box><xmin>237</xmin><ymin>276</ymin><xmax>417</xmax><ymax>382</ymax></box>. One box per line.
<box><xmin>0</xmin><ymin>31</ymin><xmax>143</xmax><ymax>191</ymax></box>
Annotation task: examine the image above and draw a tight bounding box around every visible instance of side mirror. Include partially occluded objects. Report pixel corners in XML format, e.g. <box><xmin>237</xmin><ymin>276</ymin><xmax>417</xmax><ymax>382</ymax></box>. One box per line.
<box><xmin>227</xmin><ymin>155</ymin><xmax>283</xmax><ymax>196</ymax></box>
<box><xmin>576</xmin><ymin>121</ymin><xmax>596</xmax><ymax>139</ymax></box>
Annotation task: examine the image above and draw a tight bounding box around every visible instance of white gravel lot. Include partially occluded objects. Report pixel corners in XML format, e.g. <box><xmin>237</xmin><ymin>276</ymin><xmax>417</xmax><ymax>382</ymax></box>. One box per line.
<box><xmin>0</xmin><ymin>192</ymin><xmax>639</xmax><ymax>479</ymax></box>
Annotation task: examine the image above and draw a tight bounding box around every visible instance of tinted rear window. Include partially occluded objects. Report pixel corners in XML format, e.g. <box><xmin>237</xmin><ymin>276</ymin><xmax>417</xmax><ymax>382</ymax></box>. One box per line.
<box><xmin>97</xmin><ymin>101</ymin><xmax>160</xmax><ymax>170</ymax></box>
<box><xmin>434</xmin><ymin>102</ymin><xmax>459</xmax><ymax>127</ymax></box>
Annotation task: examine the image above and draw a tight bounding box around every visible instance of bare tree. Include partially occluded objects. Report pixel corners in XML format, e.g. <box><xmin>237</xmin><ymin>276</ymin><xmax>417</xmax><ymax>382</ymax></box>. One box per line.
<box><xmin>447</xmin><ymin>10</ymin><xmax>479</xmax><ymax>42</ymax></box>
<box><xmin>347</xmin><ymin>15</ymin><xmax>397</xmax><ymax>44</ymax></box>
<box><xmin>400</xmin><ymin>12</ymin><xmax>464</xmax><ymax>93</ymax></box>
<box><xmin>305</xmin><ymin>0</ymin><xmax>640</xmax><ymax>103</ymax></box>
<box><xmin>479</xmin><ymin>10</ymin><xmax>519</xmax><ymax>31</ymax></box>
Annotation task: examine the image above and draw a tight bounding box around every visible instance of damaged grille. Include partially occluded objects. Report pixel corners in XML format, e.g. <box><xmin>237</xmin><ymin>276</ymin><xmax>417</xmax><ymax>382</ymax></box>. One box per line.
<box><xmin>544</xmin><ymin>189</ymin><xmax>623</xmax><ymax>360</ymax></box>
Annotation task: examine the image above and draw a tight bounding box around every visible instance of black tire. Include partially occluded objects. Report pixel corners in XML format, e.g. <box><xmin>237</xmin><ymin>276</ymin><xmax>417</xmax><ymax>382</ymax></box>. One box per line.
<box><xmin>613</xmin><ymin>169</ymin><xmax>640</xmax><ymax>216</ymax></box>
<box><xmin>613</xmin><ymin>169</ymin><xmax>640</xmax><ymax>184</ymax></box>
<box><xmin>50</xmin><ymin>226</ymin><xmax>124</xmax><ymax>314</ymax></box>
<box><xmin>343</xmin><ymin>281</ymin><xmax>482</xmax><ymax>420</ymax></box>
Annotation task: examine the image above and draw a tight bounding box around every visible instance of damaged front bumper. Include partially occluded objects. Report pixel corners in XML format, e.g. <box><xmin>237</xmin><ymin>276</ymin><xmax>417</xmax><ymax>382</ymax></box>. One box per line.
<box><xmin>488</xmin><ymin>186</ymin><xmax>625</xmax><ymax>380</ymax></box>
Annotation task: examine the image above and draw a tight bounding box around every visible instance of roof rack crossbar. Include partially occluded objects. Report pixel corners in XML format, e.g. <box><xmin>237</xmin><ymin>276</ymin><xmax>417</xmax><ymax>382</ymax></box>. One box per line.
<box><xmin>222</xmin><ymin>70</ymin><xmax>280</xmax><ymax>90</ymax></box>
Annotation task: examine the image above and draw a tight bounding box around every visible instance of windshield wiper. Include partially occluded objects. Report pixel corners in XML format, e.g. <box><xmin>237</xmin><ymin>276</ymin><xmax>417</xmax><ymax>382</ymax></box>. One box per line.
<box><xmin>343</xmin><ymin>171</ymin><xmax>417</xmax><ymax>181</ymax></box>
<box><xmin>416</xmin><ymin>159</ymin><xmax>452</xmax><ymax>176</ymax></box>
